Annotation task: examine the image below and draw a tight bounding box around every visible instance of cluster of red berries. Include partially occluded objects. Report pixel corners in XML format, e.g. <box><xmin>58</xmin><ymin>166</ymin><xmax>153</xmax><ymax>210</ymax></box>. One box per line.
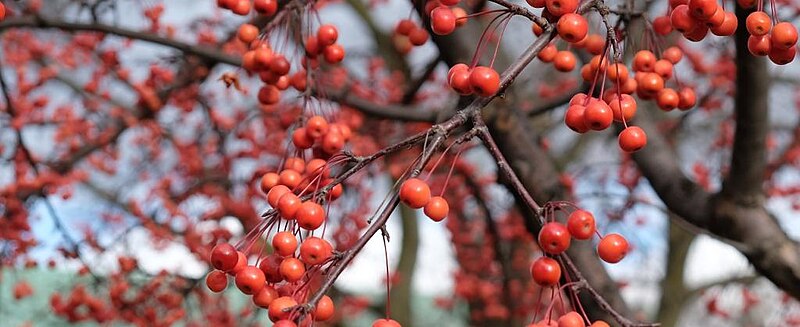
<box><xmin>304</xmin><ymin>24</ymin><xmax>346</xmax><ymax>65</ymax></box>
<box><xmin>446</xmin><ymin>63</ymin><xmax>501</xmax><ymax>97</ymax></box>
<box><xmin>527</xmin><ymin>311</ymin><xmax>611</xmax><ymax>327</ymax></box>
<box><xmin>526</xmin><ymin>0</ymin><xmax>581</xmax><ymax>18</ymax></box>
<box><xmin>207</xmin><ymin>237</ymin><xmax>336</xmax><ymax>325</ymax></box>
<box><xmin>291</xmin><ymin>115</ymin><xmax>352</xmax><ymax>156</ymax></box>
<box><xmin>530</xmin><ymin>210</ymin><xmax>629</xmax><ymax>286</ymax></box>
<box><xmin>744</xmin><ymin>11</ymin><xmax>797</xmax><ymax>64</ymax></box>
<box><xmin>654</xmin><ymin>0</ymin><xmax>738</xmax><ymax>40</ymax></box>
<box><xmin>399</xmin><ymin>178</ymin><xmax>450</xmax><ymax>222</ymax></box>
<box><xmin>218</xmin><ymin>0</ymin><xmax>278</xmax><ymax>16</ymax></box>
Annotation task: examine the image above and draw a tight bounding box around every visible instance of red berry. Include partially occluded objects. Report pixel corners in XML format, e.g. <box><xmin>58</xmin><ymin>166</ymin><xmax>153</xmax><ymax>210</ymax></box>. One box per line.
<box><xmin>688</xmin><ymin>0</ymin><xmax>718</xmax><ymax>21</ymax></box>
<box><xmin>747</xmin><ymin>35</ymin><xmax>771</xmax><ymax>56</ymax></box>
<box><xmin>583</xmin><ymin>100</ymin><xmax>613</xmax><ymax>131</ymax></box>
<box><xmin>670</xmin><ymin>5</ymin><xmax>697</xmax><ymax>34</ymax></box>
<box><xmin>608</xmin><ymin>94</ymin><xmax>637</xmax><ymax>122</ymax></box>
<box><xmin>399</xmin><ymin>178</ymin><xmax>431</xmax><ymax>209</ymax></box>
<box><xmin>545</xmin><ymin>0</ymin><xmax>579</xmax><ymax>17</ymax></box>
<box><xmin>279</xmin><ymin>257</ymin><xmax>305</xmax><ymax>282</ymax></box>
<box><xmin>553</xmin><ymin>50</ymin><xmax>577</xmax><ymax>72</ymax></box>
<box><xmin>210</xmin><ymin>243</ymin><xmax>238</xmax><ymax>271</ymax></box>
<box><xmin>259</xmin><ymin>254</ymin><xmax>284</xmax><ymax>283</ymax></box>
<box><xmin>314</xmin><ymin>295</ymin><xmax>336</xmax><ymax>321</ymax></box>
<box><xmin>277</xmin><ymin>193</ymin><xmax>302</xmax><ymax>219</ymax></box>
<box><xmin>268</xmin><ymin>296</ymin><xmax>298</xmax><ymax>322</ymax></box>
<box><xmin>408</xmin><ymin>28</ymin><xmax>429</xmax><ymax>46</ymax></box>
<box><xmin>272</xmin><ymin>231</ymin><xmax>298</xmax><ymax>257</ymax></box>
<box><xmin>300</xmin><ymin>237</ymin><xmax>333</xmax><ymax>265</ymax></box>
<box><xmin>469</xmin><ymin>66</ymin><xmax>501</xmax><ymax>97</ymax></box>
<box><xmin>238</xmin><ymin>24</ymin><xmax>260</xmax><ymax>44</ymax></box>
<box><xmin>618</xmin><ymin>126</ymin><xmax>647</xmax><ymax>152</ymax></box>
<box><xmin>538</xmin><ymin>222</ymin><xmax>571</xmax><ymax>255</ymax></box>
<box><xmin>296</xmin><ymin>201</ymin><xmax>326</xmax><ymax>230</ymax></box>
<box><xmin>771</xmin><ymin>22</ymin><xmax>798</xmax><ymax>50</ymax></box>
<box><xmin>430</xmin><ymin>7</ymin><xmax>456</xmax><ymax>35</ymax></box>
<box><xmin>267</xmin><ymin>185</ymin><xmax>291</xmax><ymax>207</ymax></box>
<box><xmin>323</xmin><ymin>44</ymin><xmax>346</xmax><ymax>64</ymax></box>
<box><xmin>564</xmin><ymin>105</ymin><xmax>589</xmax><ymax>133</ymax></box>
<box><xmin>745</xmin><ymin>11</ymin><xmax>771</xmax><ymax>37</ymax></box>
<box><xmin>557</xmin><ymin>13</ymin><xmax>588</xmax><ymax>43</ymax></box>
<box><xmin>597</xmin><ymin>233</ymin><xmax>629</xmax><ymax>263</ymax></box>
<box><xmin>558</xmin><ymin>311</ymin><xmax>585</xmax><ymax>327</ymax></box>
<box><xmin>632</xmin><ymin>50</ymin><xmax>656</xmax><ymax>72</ymax></box>
<box><xmin>530</xmin><ymin>257</ymin><xmax>561</xmax><ymax>286</ymax></box>
<box><xmin>254</xmin><ymin>0</ymin><xmax>278</xmax><ymax>16</ymax></box>
<box><xmin>677</xmin><ymin>87</ymin><xmax>697</xmax><ymax>110</ymax></box>
<box><xmin>657</xmin><ymin>88</ymin><xmax>680</xmax><ymax>111</ymax></box>
<box><xmin>423</xmin><ymin>196</ymin><xmax>449</xmax><ymax>222</ymax></box>
<box><xmin>448</xmin><ymin>64</ymin><xmax>473</xmax><ymax>95</ymax></box>
<box><xmin>567</xmin><ymin>210</ymin><xmax>596</xmax><ymax>240</ymax></box>
<box><xmin>317</xmin><ymin>24</ymin><xmax>339</xmax><ymax>46</ymax></box>
<box><xmin>235</xmin><ymin>266</ymin><xmax>266</xmax><ymax>295</ymax></box>
<box><xmin>306</xmin><ymin>115</ymin><xmax>329</xmax><ymax>139</ymax></box>
<box><xmin>710</xmin><ymin>11</ymin><xmax>737</xmax><ymax>36</ymax></box>
<box><xmin>253</xmin><ymin>285</ymin><xmax>279</xmax><ymax>308</ymax></box>
<box><xmin>206</xmin><ymin>270</ymin><xmax>228</xmax><ymax>292</ymax></box>
<box><xmin>769</xmin><ymin>45</ymin><xmax>796</xmax><ymax>65</ymax></box>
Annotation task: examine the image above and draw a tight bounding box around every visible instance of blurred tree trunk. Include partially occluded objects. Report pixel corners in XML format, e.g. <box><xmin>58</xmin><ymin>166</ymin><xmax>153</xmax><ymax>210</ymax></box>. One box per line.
<box><xmin>389</xmin><ymin>193</ymin><xmax>419</xmax><ymax>327</ymax></box>
<box><xmin>656</xmin><ymin>219</ymin><xmax>695</xmax><ymax>327</ymax></box>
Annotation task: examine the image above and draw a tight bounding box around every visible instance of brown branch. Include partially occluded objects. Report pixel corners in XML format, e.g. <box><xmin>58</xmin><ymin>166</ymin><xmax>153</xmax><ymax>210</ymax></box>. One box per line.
<box><xmin>0</xmin><ymin>15</ymin><xmax>241</xmax><ymax>66</ymax></box>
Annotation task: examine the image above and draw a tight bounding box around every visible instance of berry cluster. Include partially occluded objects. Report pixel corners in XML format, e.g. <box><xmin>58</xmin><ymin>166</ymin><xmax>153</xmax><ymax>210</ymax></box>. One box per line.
<box><xmin>399</xmin><ymin>177</ymin><xmax>450</xmax><ymax>222</ymax></box>
<box><xmin>527</xmin><ymin>208</ymin><xmax>628</xmax><ymax>326</ymax></box>
<box><xmin>744</xmin><ymin>11</ymin><xmax>797</xmax><ymax>64</ymax></box>
<box><xmin>218</xmin><ymin>0</ymin><xmax>277</xmax><ymax>16</ymax></box>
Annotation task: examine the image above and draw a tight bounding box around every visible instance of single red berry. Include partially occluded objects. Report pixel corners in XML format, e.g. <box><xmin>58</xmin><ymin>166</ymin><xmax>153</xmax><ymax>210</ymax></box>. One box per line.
<box><xmin>597</xmin><ymin>233</ymin><xmax>629</xmax><ymax>263</ymax></box>
<box><xmin>538</xmin><ymin>44</ymin><xmax>558</xmax><ymax>62</ymax></box>
<box><xmin>323</xmin><ymin>44</ymin><xmax>345</xmax><ymax>63</ymax></box>
<box><xmin>768</xmin><ymin>45</ymin><xmax>796</xmax><ymax>65</ymax></box>
<box><xmin>277</xmin><ymin>193</ymin><xmax>302</xmax><ymax>219</ymax></box>
<box><xmin>687</xmin><ymin>0</ymin><xmax>718</xmax><ymax>21</ymax></box>
<box><xmin>747</xmin><ymin>34</ymin><xmax>771</xmax><ymax>56</ymax></box>
<box><xmin>564</xmin><ymin>105</ymin><xmax>589</xmax><ymax>133</ymax></box>
<box><xmin>259</xmin><ymin>254</ymin><xmax>284</xmax><ymax>283</ymax></box>
<box><xmin>545</xmin><ymin>0</ymin><xmax>579</xmax><ymax>17</ymax></box>
<box><xmin>300</xmin><ymin>237</ymin><xmax>333</xmax><ymax>265</ymax></box>
<box><xmin>423</xmin><ymin>196</ymin><xmax>449</xmax><ymax>222</ymax></box>
<box><xmin>608</xmin><ymin>94</ymin><xmax>637</xmax><ymax>122</ymax></box>
<box><xmin>399</xmin><ymin>178</ymin><xmax>431</xmax><ymax>209</ymax></box>
<box><xmin>210</xmin><ymin>243</ymin><xmax>238</xmax><ymax>271</ymax></box>
<box><xmin>538</xmin><ymin>222</ymin><xmax>571</xmax><ymax>255</ymax></box>
<box><xmin>653</xmin><ymin>16</ymin><xmax>673</xmax><ymax>35</ymax></box>
<box><xmin>317</xmin><ymin>24</ymin><xmax>339</xmax><ymax>46</ymax></box>
<box><xmin>677</xmin><ymin>87</ymin><xmax>697</xmax><ymax>110</ymax></box>
<box><xmin>583</xmin><ymin>100</ymin><xmax>613</xmax><ymax>131</ymax></box>
<box><xmin>553</xmin><ymin>50</ymin><xmax>577</xmax><ymax>72</ymax></box>
<box><xmin>771</xmin><ymin>22</ymin><xmax>798</xmax><ymax>50</ymax></box>
<box><xmin>235</xmin><ymin>266</ymin><xmax>266</xmax><ymax>295</ymax></box>
<box><xmin>238</xmin><ymin>24</ymin><xmax>260</xmax><ymax>44</ymax></box>
<box><xmin>206</xmin><ymin>270</ymin><xmax>228</xmax><ymax>292</ymax></box>
<box><xmin>530</xmin><ymin>256</ymin><xmax>561</xmax><ymax>286</ymax></box>
<box><xmin>662</xmin><ymin>46</ymin><xmax>683</xmax><ymax>64</ymax></box>
<box><xmin>670</xmin><ymin>5</ymin><xmax>697</xmax><ymax>34</ymax></box>
<box><xmin>618</xmin><ymin>126</ymin><xmax>647</xmax><ymax>152</ymax></box>
<box><xmin>279</xmin><ymin>257</ymin><xmax>306</xmax><ymax>282</ymax></box>
<box><xmin>710</xmin><ymin>11</ymin><xmax>737</xmax><ymax>36</ymax></box>
<box><xmin>296</xmin><ymin>201</ymin><xmax>326</xmax><ymax>230</ymax></box>
<box><xmin>558</xmin><ymin>311</ymin><xmax>585</xmax><ymax>327</ymax></box>
<box><xmin>557</xmin><ymin>13</ymin><xmax>589</xmax><ymax>43</ymax></box>
<box><xmin>254</xmin><ymin>0</ymin><xmax>278</xmax><ymax>16</ymax></box>
<box><xmin>268</xmin><ymin>296</ymin><xmax>298</xmax><ymax>322</ymax></box>
<box><xmin>632</xmin><ymin>50</ymin><xmax>656</xmax><ymax>72</ymax></box>
<box><xmin>272</xmin><ymin>231</ymin><xmax>298</xmax><ymax>257</ymax></box>
<box><xmin>745</xmin><ymin>11</ymin><xmax>771</xmax><ymax>37</ymax></box>
<box><xmin>430</xmin><ymin>7</ymin><xmax>456</xmax><ymax>35</ymax></box>
<box><xmin>253</xmin><ymin>285</ymin><xmax>279</xmax><ymax>308</ymax></box>
<box><xmin>469</xmin><ymin>66</ymin><xmax>501</xmax><ymax>97</ymax></box>
<box><xmin>267</xmin><ymin>185</ymin><xmax>291</xmax><ymax>207</ymax></box>
<box><xmin>408</xmin><ymin>27</ymin><xmax>429</xmax><ymax>45</ymax></box>
<box><xmin>657</xmin><ymin>88</ymin><xmax>680</xmax><ymax>111</ymax></box>
<box><xmin>313</xmin><ymin>295</ymin><xmax>336</xmax><ymax>321</ymax></box>
<box><xmin>567</xmin><ymin>210</ymin><xmax>596</xmax><ymax>240</ymax></box>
